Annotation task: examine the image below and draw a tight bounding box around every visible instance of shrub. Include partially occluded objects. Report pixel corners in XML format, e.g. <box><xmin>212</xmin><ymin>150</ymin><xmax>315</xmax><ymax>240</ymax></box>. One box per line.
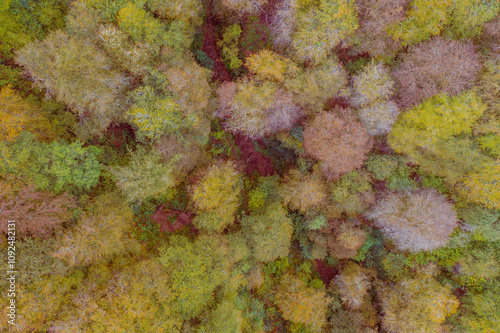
<box><xmin>367</xmin><ymin>189</ymin><xmax>458</xmax><ymax>252</ymax></box>
<box><xmin>392</xmin><ymin>37</ymin><xmax>480</xmax><ymax>109</ymax></box>
<box><xmin>303</xmin><ymin>111</ymin><xmax>371</xmax><ymax>179</ymax></box>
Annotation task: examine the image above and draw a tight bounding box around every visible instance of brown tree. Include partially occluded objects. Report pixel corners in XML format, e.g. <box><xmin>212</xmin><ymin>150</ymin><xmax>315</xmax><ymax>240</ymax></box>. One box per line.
<box><xmin>366</xmin><ymin>189</ymin><xmax>458</xmax><ymax>252</ymax></box>
<box><xmin>303</xmin><ymin>110</ymin><xmax>371</xmax><ymax>179</ymax></box>
<box><xmin>0</xmin><ymin>176</ymin><xmax>76</xmax><ymax>238</ymax></box>
<box><xmin>392</xmin><ymin>36</ymin><xmax>480</xmax><ymax>108</ymax></box>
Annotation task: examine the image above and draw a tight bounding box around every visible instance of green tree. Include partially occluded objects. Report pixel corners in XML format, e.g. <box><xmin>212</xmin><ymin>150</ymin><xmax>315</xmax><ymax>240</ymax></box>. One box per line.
<box><xmin>275</xmin><ymin>274</ymin><xmax>329</xmax><ymax>332</ymax></box>
<box><xmin>147</xmin><ymin>0</ymin><xmax>203</xmax><ymax>26</ymax></box>
<box><xmin>109</xmin><ymin>146</ymin><xmax>180</xmax><ymax>203</ymax></box>
<box><xmin>197</xmin><ymin>300</ymin><xmax>245</xmax><ymax>333</ymax></box>
<box><xmin>0</xmin><ymin>132</ymin><xmax>103</xmax><ymax>193</ymax></box>
<box><xmin>351</xmin><ymin>61</ymin><xmax>394</xmax><ymax>108</ymax></box>
<box><xmin>445</xmin><ymin>0</ymin><xmax>500</xmax><ymax>39</ymax></box>
<box><xmin>458</xmin><ymin>160</ymin><xmax>500</xmax><ymax>209</ymax></box>
<box><xmin>158</xmin><ymin>234</ymin><xmax>231</xmax><ymax>319</ymax></box>
<box><xmin>241</xmin><ymin>201</ymin><xmax>294</xmax><ymax>262</ymax></box>
<box><xmin>292</xmin><ymin>0</ymin><xmax>358</xmax><ymax>64</ymax></box>
<box><xmin>387</xmin><ymin>0</ymin><xmax>452</xmax><ymax>46</ymax></box>
<box><xmin>367</xmin><ymin>189</ymin><xmax>458</xmax><ymax>252</ymax></box>
<box><xmin>117</xmin><ymin>2</ymin><xmax>166</xmax><ymax>46</ymax></box>
<box><xmin>458</xmin><ymin>281</ymin><xmax>500</xmax><ymax>332</ymax></box>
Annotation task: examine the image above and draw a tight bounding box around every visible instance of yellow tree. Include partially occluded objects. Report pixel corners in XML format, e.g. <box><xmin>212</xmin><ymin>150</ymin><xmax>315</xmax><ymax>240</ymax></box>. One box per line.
<box><xmin>0</xmin><ymin>86</ymin><xmax>28</xmax><ymax>141</ymax></box>
<box><xmin>458</xmin><ymin>160</ymin><xmax>500</xmax><ymax>209</ymax></box>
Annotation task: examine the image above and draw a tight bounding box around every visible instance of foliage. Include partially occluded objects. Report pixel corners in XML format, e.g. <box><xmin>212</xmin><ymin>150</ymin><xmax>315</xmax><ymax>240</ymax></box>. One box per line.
<box><xmin>220</xmin><ymin>0</ymin><xmax>269</xmax><ymax>15</ymax></box>
<box><xmin>351</xmin><ymin>61</ymin><xmax>394</xmax><ymax>107</ymax></box>
<box><xmin>445</xmin><ymin>0</ymin><xmax>500</xmax><ymax>39</ymax></box>
<box><xmin>219</xmin><ymin>24</ymin><xmax>243</xmax><ymax>70</ymax></box>
<box><xmin>389</xmin><ymin>91</ymin><xmax>487</xmax><ymax>155</ymax></box>
<box><xmin>147</xmin><ymin>0</ymin><xmax>203</xmax><ymax>26</ymax></box>
<box><xmin>0</xmin><ymin>86</ymin><xmax>29</xmax><ymax>141</ymax></box>
<box><xmin>0</xmin><ymin>175</ymin><xmax>76</xmax><ymax>238</ymax></box>
<box><xmin>367</xmin><ymin>189</ymin><xmax>458</xmax><ymax>252</ymax></box>
<box><xmin>364</xmin><ymin>154</ymin><xmax>401</xmax><ymax>181</ymax></box>
<box><xmin>458</xmin><ymin>281</ymin><xmax>500</xmax><ymax>332</ymax></box>
<box><xmin>477</xmin><ymin>134</ymin><xmax>500</xmax><ymax>158</ymax></box>
<box><xmin>378</xmin><ymin>267</ymin><xmax>460</xmax><ymax>333</ymax></box>
<box><xmin>197</xmin><ymin>300</ymin><xmax>245</xmax><ymax>333</ymax></box>
<box><xmin>292</xmin><ymin>0</ymin><xmax>359</xmax><ymax>64</ymax></box>
<box><xmin>285</xmin><ymin>58</ymin><xmax>348</xmax><ymax>113</ymax></box>
<box><xmin>0</xmin><ymin>132</ymin><xmax>103</xmax><ymax>193</ymax></box>
<box><xmin>392</xmin><ymin>37</ymin><xmax>480</xmax><ymax>108</ymax></box>
<box><xmin>279</xmin><ymin>168</ymin><xmax>328</xmax><ymax>213</ymax></box>
<box><xmin>192</xmin><ymin>161</ymin><xmax>242</xmax><ymax>232</ymax></box>
<box><xmin>117</xmin><ymin>2</ymin><xmax>166</xmax><ymax>46</ymax></box>
<box><xmin>332</xmin><ymin>261</ymin><xmax>372</xmax><ymax>310</ymax></box>
<box><xmin>458</xmin><ymin>204</ymin><xmax>500</xmax><ymax>242</ymax></box>
<box><xmin>15</xmin><ymin>30</ymin><xmax>130</xmax><ymax>138</ymax></box>
<box><xmin>458</xmin><ymin>160</ymin><xmax>500</xmax><ymax>209</ymax></box>
<box><xmin>109</xmin><ymin>146</ymin><xmax>180</xmax><ymax>203</ymax></box>
<box><xmin>358</xmin><ymin>100</ymin><xmax>399</xmax><ymax>136</ymax></box>
<box><xmin>387</xmin><ymin>0</ymin><xmax>452</xmax><ymax>46</ymax></box>
<box><xmin>241</xmin><ymin>202</ymin><xmax>294</xmax><ymax>262</ymax></box>
<box><xmin>221</xmin><ymin>79</ymin><xmax>302</xmax><ymax>138</ymax></box>
<box><xmin>328</xmin><ymin>308</ymin><xmax>377</xmax><ymax>333</ymax></box>
<box><xmin>270</xmin><ymin>0</ymin><xmax>297</xmax><ymax>49</ymax></box>
<box><xmin>275</xmin><ymin>274</ymin><xmax>329</xmax><ymax>332</ymax></box>
<box><xmin>303</xmin><ymin>110</ymin><xmax>371</xmax><ymax>179</ymax></box>
<box><xmin>126</xmin><ymin>86</ymin><xmax>184</xmax><ymax>142</ymax></box>
<box><xmin>351</xmin><ymin>0</ymin><xmax>407</xmax><ymax>59</ymax></box>
<box><xmin>325</xmin><ymin>170</ymin><xmax>375</xmax><ymax>217</ymax></box>
<box><xmin>158</xmin><ymin>234</ymin><xmax>230</xmax><ymax>319</ymax></box>
<box><xmin>52</xmin><ymin>192</ymin><xmax>142</xmax><ymax>267</ymax></box>
<box><xmin>246</xmin><ymin>49</ymin><xmax>294</xmax><ymax>82</ymax></box>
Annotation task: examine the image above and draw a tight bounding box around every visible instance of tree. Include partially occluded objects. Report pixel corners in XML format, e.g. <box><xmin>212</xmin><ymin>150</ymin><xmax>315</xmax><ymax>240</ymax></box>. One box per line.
<box><xmin>351</xmin><ymin>0</ymin><xmax>408</xmax><ymax>60</ymax></box>
<box><xmin>126</xmin><ymin>86</ymin><xmax>184</xmax><ymax>142</ymax></box>
<box><xmin>332</xmin><ymin>261</ymin><xmax>372</xmax><ymax>310</ymax></box>
<box><xmin>147</xmin><ymin>0</ymin><xmax>203</xmax><ymax>26</ymax></box>
<box><xmin>52</xmin><ymin>192</ymin><xmax>142</xmax><ymax>267</ymax></box>
<box><xmin>387</xmin><ymin>0</ymin><xmax>452</xmax><ymax>46</ymax></box>
<box><xmin>389</xmin><ymin>91</ymin><xmax>487</xmax><ymax>156</ymax></box>
<box><xmin>158</xmin><ymin>234</ymin><xmax>231</xmax><ymax>319</ymax></box>
<box><xmin>458</xmin><ymin>204</ymin><xmax>500</xmax><ymax>242</ymax></box>
<box><xmin>270</xmin><ymin>0</ymin><xmax>297</xmax><ymax>50</ymax></box>
<box><xmin>220</xmin><ymin>0</ymin><xmax>269</xmax><ymax>16</ymax></box>
<box><xmin>0</xmin><ymin>175</ymin><xmax>76</xmax><ymax>238</ymax></box>
<box><xmin>351</xmin><ymin>61</ymin><xmax>394</xmax><ymax>108</ymax></box>
<box><xmin>246</xmin><ymin>49</ymin><xmax>296</xmax><ymax>83</ymax></box>
<box><xmin>323</xmin><ymin>170</ymin><xmax>375</xmax><ymax>218</ymax></box>
<box><xmin>117</xmin><ymin>2</ymin><xmax>166</xmax><ymax>46</ymax></box>
<box><xmin>292</xmin><ymin>0</ymin><xmax>358</xmax><ymax>64</ymax></box>
<box><xmin>328</xmin><ymin>309</ymin><xmax>377</xmax><ymax>333</ymax></box>
<box><xmin>366</xmin><ymin>189</ymin><xmax>458</xmax><ymax>252</ymax></box>
<box><xmin>191</xmin><ymin>161</ymin><xmax>242</xmax><ymax>233</ymax></box>
<box><xmin>241</xmin><ymin>201</ymin><xmax>294</xmax><ymax>262</ymax></box>
<box><xmin>0</xmin><ymin>132</ymin><xmax>103</xmax><ymax>194</ymax></box>
<box><xmin>275</xmin><ymin>274</ymin><xmax>329</xmax><ymax>332</ymax></box>
<box><xmin>303</xmin><ymin>110</ymin><xmax>371</xmax><ymax>179</ymax></box>
<box><xmin>197</xmin><ymin>300</ymin><xmax>245</xmax><ymax>333</ymax></box>
<box><xmin>378</xmin><ymin>266</ymin><xmax>460</xmax><ymax>333</ymax></box>
<box><xmin>458</xmin><ymin>160</ymin><xmax>500</xmax><ymax>209</ymax></box>
<box><xmin>392</xmin><ymin>37</ymin><xmax>480</xmax><ymax>108</ymax></box>
<box><xmin>459</xmin><ymin>281</ymin><xmax>500</xmax><ymax>332</ymax></box>
<box><xmin>285</xmin><ymin>58</ymin><xmax>348</xmax><ymax>114</ymax></box>
<box><xmin>445</xmin><ymin>0</ymin><xmax>500</xmax><ymax>39</ymax></box>
<box><xmin>221</xmin><ymin>79</ymin><xmax>302</xmax><ymax>138</ymax></box>
<box><xmin>0</xmin><ymin>86</ymin><xmax>28</xmax><ymax>141</ymax></box>
<box><xmin>358</xmin><ymin>100</ymin><xmax>399</xmax><ymax>136</ymax></box>
<box><xmin>109</xmin><ymin>146</ymin><xmax>180</xmax><ymax>203</ymax></box>
<box><xmin>15</xmin><ymin>30</ymin><xmax>130</xmax><ymax>139</ymax></box>
<box><xmin>279</xmin><ymin>168</ymin><xmax>328</xmax><ymax>213</ymax></box>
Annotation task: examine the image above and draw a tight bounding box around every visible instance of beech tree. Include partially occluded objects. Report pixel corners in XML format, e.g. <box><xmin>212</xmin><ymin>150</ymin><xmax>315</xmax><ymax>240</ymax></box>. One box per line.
<box><xmin>367</xmin><ymin>189</ymin><xmax>458</xmax><ymax>252</ymax></box>
<box><xmin>392</xmin><ymin>37</ymin><xmax>480</xmax><ymax>108</ymax></box>
<box><xmin>279</xmin><ymin>168</ymin><xmax>328</xmax><ymax>213</ymax></box>
<box><xmin>220</xmin><ymin>79</ymin><xmax>302</xmax><ymax>138</ymax></box>
<box><xmin>15</xmin><ymin>30</ymin><xmax>130</xmax><ymax>138</ymax></box>
<box><xmin>275</xmin><ymin>274</ymin><xmax>329</xmax><ymax>332</ymax></box>
<box><xmin>191</xmin><ymin>161</ymin><xmax>242</xmax><ymax>233</ymax></box>
<box><xmin>303</xmin><ymin>110</ymin><xmax>371</xmax><ymax>179</ymax></box>
<box><xmin>351</xmin><ymin>0</ymin><xmax>408</xmax><ymax>59</ymax></box>
<box><xmin>0</xmin><ymin>176</ymin><xmax>76</xmax><ymax>238</ymax></box>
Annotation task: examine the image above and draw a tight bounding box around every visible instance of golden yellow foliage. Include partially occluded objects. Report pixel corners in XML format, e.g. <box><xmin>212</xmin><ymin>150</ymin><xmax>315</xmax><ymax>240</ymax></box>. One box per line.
<box><xmin>0</xmin><ymin>86</ymin><xmax>28</xmax><ymax>141</ymax></box>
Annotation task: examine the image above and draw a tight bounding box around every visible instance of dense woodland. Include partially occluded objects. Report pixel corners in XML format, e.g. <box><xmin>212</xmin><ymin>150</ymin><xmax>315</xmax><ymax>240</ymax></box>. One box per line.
<box><xmin>1</xmin><ymin>0</ymin><xmax>500</xmax><ymax>332</ymax></box>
